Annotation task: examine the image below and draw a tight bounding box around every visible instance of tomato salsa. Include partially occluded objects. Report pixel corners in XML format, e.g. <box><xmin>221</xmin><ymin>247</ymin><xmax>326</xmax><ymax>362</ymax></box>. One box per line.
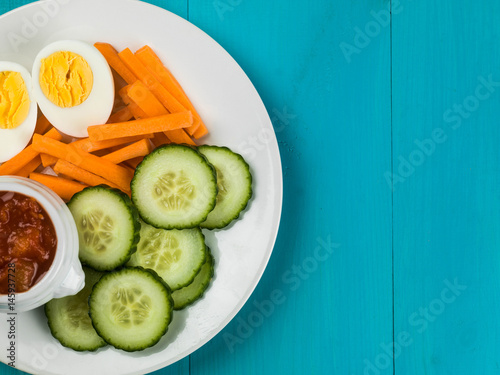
<box><xmin>0</xmin><ymin>192</ymin><xmax>57</xmax><ymax>294</ymax></box>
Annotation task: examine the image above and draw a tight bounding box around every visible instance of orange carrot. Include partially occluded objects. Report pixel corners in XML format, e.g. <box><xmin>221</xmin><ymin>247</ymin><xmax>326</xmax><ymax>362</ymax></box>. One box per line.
<box><xmin>119</xmin><ymin>89</ymin><xmax>148</xmax><ymax>120</ymax></box>
<box><xmin>94</xmin><ymin>43</ymin><xmax>137</xmax><ymax>85</ymax></box>
<box><xmin>193</xmin><ymin>124</ymin><xmax>209</xmax><ymax>139</ymax></box>
<box><xmin>102</xmin><ymin>139</ymin><xmax>153</xmax><ymax>164</ymax></box>
<box><xmin>165</xmin><ymin>128</ymin><xmax>196</xmax><ymax>145</ymax></box>
<box><xmin>135</xmin><ymin>46</ymin><xmax>206</xmax><ymax>136</ymax></box>
<box><xmin>0</xmin><ymin>128</ymin><xmax>62</xmax><ymax>176</ymax></box>
<box><xmin>123</xmin><ymin>82</ymin><xmax>196</xmax><ymax>146</ymax></box>
<box><xmin>152</xmin><ymin>132</ymin><xmax>170</xmax><ymax>148</ymax></box>
<box><xmin>87</xmin><ymin>112</ymin><xmax>192</xmax><ymax>142</ymax></box>
<box><xmin>120</xmin><ymin>163</ymin><xmax>135</xmax><ymax>176</ymax></box>
<box><xmin>31</xmin><ymin>135</ymin><xmax>133</xmax><ymax>193</ymax></box>
<box><xmin>54</xmin><ymin>159</ymin><xmax>121</xmax><ymax>189</ymax></box>
<box><xmin>14</xmin><ymin>156</ymin><xmax>42</xmax><ymax>177</ymax></box>
<box><xmin>45</xmin><ymin>128</ymin><xmax>63</xmax><ymax>140</ymax></box>
<box><xmin>124</xmin><ymin>81</ymin><xmax>166</xmax><ymax>117</ymax></box>
<box><xmin>90</xmin><ymin>134</ymin><xmax>155</xmax><ymax>152</ymax></box>
<box><xmin>29</xmin><ymin>173</ymin><xmax>88</xmax><ymax>201</ymax></box>
<box><xmin>34</xmin><ymin>115</ymin><xmax>52</xmax><ymax>135</ymax></box>
<box><xmin>127</xmin><ymin>101</ymin><xmax>147</xmax><ymax>120</ymax></box>
<box><xmin>124</xmin><ymin>156</ymin><xmax>144</xmax><ymax>169</ymax></box>
<box><xmin>70</xmin><ymin>138</ymin><xmax>93</xmax><ymax>153</ymax></box>
<box><xmin>118</xmin><ymin>48</ymin><xmax>187</xmax><ymax>115</ymax></box>
<box><xmin>107</xmin><ymin>106</ymin><xmax>133</xmax><ymax>123</ymax></box>
<box><xmin>70</xmin><ymin>135</ymin><xmax>152</xmax><ymax>154</ymax></box>
<box><xmin>40</xmin><ymin>153</ymin><xmax>58</xmax><ymax>167</ymax></box>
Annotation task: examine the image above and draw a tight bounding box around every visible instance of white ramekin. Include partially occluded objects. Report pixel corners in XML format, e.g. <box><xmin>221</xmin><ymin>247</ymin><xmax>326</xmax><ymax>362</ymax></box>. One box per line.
<box><xmin>0</xmin><ymin>176</ymin><xmax>84</xmax><ymax>313</ymax></box>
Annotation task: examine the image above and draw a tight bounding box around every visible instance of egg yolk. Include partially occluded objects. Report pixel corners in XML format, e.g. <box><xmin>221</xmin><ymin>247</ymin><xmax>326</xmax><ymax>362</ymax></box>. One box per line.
<box><xmin>0</xmin><ymin>71</ymin><xmax>30</xmax><ymax>130</ymax></box>
<box><xmin>39</xmin><ymin>51</ymin><xmax>93</xmax><ymax>108</ymax></box>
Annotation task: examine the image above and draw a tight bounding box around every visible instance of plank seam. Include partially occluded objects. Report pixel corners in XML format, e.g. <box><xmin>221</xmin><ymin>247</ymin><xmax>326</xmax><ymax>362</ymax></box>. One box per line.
<box><xmin>390</xmin><ymin>1</ymin><xmax>395</xmax><ymax>375</ymax></box>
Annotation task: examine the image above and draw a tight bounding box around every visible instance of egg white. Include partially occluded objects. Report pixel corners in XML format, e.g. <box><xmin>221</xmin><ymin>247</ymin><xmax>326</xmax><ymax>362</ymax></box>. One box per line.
<box><xmin>0</xmin><ymin>62</ymin><xmax>38</xmax><ymax>163</ymax></box>
<box><xmin>31</xmin><ymin>40</ymin><xmax>115</xmax><ymax>138</ymax></box>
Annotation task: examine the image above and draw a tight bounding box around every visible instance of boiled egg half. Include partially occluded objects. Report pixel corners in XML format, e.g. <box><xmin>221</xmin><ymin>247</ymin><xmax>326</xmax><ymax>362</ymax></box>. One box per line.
<box><xmin>32</xmin><ymin>40</ymin><xmax>115</xmax><ymax>138</ymax></box>
<box><xmin>0</xmin><ymin>62</ymin><xmax>38</xmax><ymax>163</ymax></box>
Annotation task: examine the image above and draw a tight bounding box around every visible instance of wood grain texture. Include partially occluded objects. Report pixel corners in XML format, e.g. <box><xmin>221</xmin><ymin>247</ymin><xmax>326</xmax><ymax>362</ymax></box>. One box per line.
<box><xmin>392</xmin><ymin>0</ymin><xmax>500</xmax><ymax>374</ymax></box>
<box><xmin>145</xmin><ymin>0</ymin><xmax>187</xmax><ymax>19</ymax></box>
<box><xmin>187</xmin><ymin>1</ymin><xmax>392</xmax><ymax>375</ymax></box>
<box><xmin>0</xmin><ymin>0</ymin><xmax>35</xmax><ymax>16</ymax></box>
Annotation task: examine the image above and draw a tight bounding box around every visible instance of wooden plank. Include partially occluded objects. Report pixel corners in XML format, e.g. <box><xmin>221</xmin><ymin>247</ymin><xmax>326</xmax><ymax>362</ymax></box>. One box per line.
<box><xmin>0</xmin><ymin>364</ymin><xmax>29</xmax><ymax>375</ymax></box>
<box><xmin>188</xmin><ymin>1</ymin><xmax>393</xmax><ymax>374</ymax></box>
<box><xmin>0</xmin><ymin>0</ymin><xmax>33</xmax><ymax>17</ymax></box>
<box><xmin>146</xmin><ymin>0</ymin><xmax>188</xmax><ymax>19</ymax></box>
<box><xmin>392</xmin><ymin>0</ymin><xmax>500</xmax><ymax>373</ymax></box>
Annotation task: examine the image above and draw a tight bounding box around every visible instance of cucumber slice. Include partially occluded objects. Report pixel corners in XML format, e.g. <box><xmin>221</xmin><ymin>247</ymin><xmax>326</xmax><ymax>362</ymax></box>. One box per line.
<box><xmin>68</xmin><ymin>185</ymin><xmax>141</xmax><ymax>271</ymax></box>
<box><xmin>89</xmin><ymin>267</ymin><xmax>173</xmax><ymax>352</ymax></box>
<box><xmin>172</xmin><ymin>248</ymin><xmax>215</xmax><ymax>310</ymax></box>
<box><xmin>45</xmin><ymin>267</ymin><xmax>107</xmax><ymax>351</ymax></box>
<box><xmin>131</xmin><ymin>144</ymin><xmax>217</xmax><ymax>229</ymax></box>
<box><xmin>198</xmin><ymin>146</ymin><xmax>253</xmax><ymax>229</ymax></box>
<box><xmin>127</xmin><ymin>221</ymin><xmax>206</xmax><ymax>290</ymax></box>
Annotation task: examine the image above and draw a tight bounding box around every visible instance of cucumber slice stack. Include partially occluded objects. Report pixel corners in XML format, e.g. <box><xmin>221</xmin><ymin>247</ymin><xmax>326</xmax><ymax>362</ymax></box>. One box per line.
<box><xmin>89</xmin><ymin>267</ymin><xmax>173</xmax><ymax>352</ymax></box>
<box><xmin>68</xmin><ymin>185</ymin><xmax>140</xmax><ymax>271</ymax></box>
<box><xmin>172</xmin><ymin>248</ymin><xmax>215</xmax><ymax>310</ymax></box>
<box><xmin>46</xmin><ymin>144</ymin><xmax>253</xmax><ymax>352</ymax></box>
<box><xmin>198</xmin><ymin>146</ymin><xmax>253</xmax><ymax>229</ymax></box>
<box><xmin>45</xmin><ymin>267</ymin><xmax>106</xmax><ymax>352</ymax></box>
<box><xmin>131</xmin><ymin>144</ymin><xmax>218</xmax><ymax>229</ymax></box>
<box><xmin>128</xmin><ymin>221</ymin><xmax>207</xmax><ymax>290</ymax></box>
<box><xmin>131</xmin><ymin>144</ymin><xmax>252</xmax><ymax>230</ymax></box>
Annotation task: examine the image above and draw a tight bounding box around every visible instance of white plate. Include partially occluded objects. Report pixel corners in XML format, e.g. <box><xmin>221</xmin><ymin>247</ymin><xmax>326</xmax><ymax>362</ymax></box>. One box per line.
<box><xmin>0</xmin><ymin>0</ymin><xmax>282</xmax><ymax>374</ymax></box>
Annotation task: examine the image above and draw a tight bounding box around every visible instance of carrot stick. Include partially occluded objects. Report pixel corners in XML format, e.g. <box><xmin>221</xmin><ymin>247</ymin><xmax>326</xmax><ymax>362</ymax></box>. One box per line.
<box><xmin>94</xmin><ymin>43</ymin><xmax>137</xmax><ymax>85</ymax></box>
<box><xmin>127</xmin><ymin>101</ymin><xmax>147</xmax><ymax>120</ymax></box>
<box><xmin>102</xmin><ymin>139</ymin><xmax>153</xmax><ymax>164</ymax></box>
<box><xmin>107</xmin><ymin>106</ymin><xmax>133</xmax><ymax>123</ymax></box>
<box><xmin>120</xmin><ymin>163</ymin><xmax>135</xmax><ymax>176</ymax></box>
<box><xmin>68</xmin><ymin>134</ymin><xmax>153</xmax><ymax>154</ymax></box>
<box><xmin>193</xmin><ymin>124</ymin><xmax>209</xmax><ymax>139</ymax></box>
<box><xmin>87</xmin><ymin>112</ymin><xmax>192</xmax><ymax>142</ymax></box>
<box><xmin>31</xmin><ymin>135</ymin><xmax>133</xmax><ymax>193</ymax></box>
<box><xmin>122</xmin><ymin>83</ymin><xmax>196</xmax><ymax>146</ymax></box>
<box><xmin>29</xmin><ymin>173</ymin><xmax>88</xmax><ymax>201</ymax></box>
<box><xmin>152</xmin><ymin>132</ymin><xmax>170</xmax><ymax>148</ymax></box>
<box><xmin>14</xmin><ymin>156</ymin><xmax>42</xmax><ymax>177</ymax></box>
<box><xmin>71</xmin><ymin>134</ymin><xmax>154</xmax><ymax>152</ymax></box>
<box><xmin>91</xmin><ymin>134</ymin><xmax>155</xmax><ymax>152</ymax></box>
<box><xmin>123</xmin><ymin>82</ymin><xmax>166</xmax><ymax>117</ymax></box>
<box><xmin>40</xmin><ymin>153</ymin><xmax>58</xmax><ymax>167</ymax></box>
<box><xmin>118</xmin><ymin>48</ymin><xmax>187</xmax><ymax>115</ymax></box>
<box><xmin>0</xmin><ymin>128</ymin><xmax>62</xmax><ymax>176</ymax></box>
<box><xmin>165</xmin><ymin>129</ymin><xmax>196</xmax><ymax>145</ymax></box>
<box><xmin>135</xmin><ymin>46</ymin><xmax>206</xmax><ymax>135</ymax></box>
<box><xmin>54</xmin><ymin>159</ymin><xmax>121</xmax><ymax>189</ymax></box>
<box><xmin>34</xmin><ymin>115</ymin><xmax>52</xmax><ymax>135</ymax></box>
<box><xmin>70</xmin><ymin>138</ymin><xmax>93</xmax><ymax>153</ymax></box>
<box><xmin>124</xmin><ymin>156</ymin><xmax>144</xmax><ymax>169</ymax></box>
<box><xmin>119</xmin><ymin>89</ymin><xmax>148</xmax><ymax>120</ymax></box>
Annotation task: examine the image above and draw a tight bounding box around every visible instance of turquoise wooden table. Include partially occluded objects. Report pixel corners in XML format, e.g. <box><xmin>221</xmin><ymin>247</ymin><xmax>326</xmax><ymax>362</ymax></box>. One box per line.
<box><xmin>2</xmin><ymin>0</ymin><xmax>499</xmax><ymax>374</ymax></box>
